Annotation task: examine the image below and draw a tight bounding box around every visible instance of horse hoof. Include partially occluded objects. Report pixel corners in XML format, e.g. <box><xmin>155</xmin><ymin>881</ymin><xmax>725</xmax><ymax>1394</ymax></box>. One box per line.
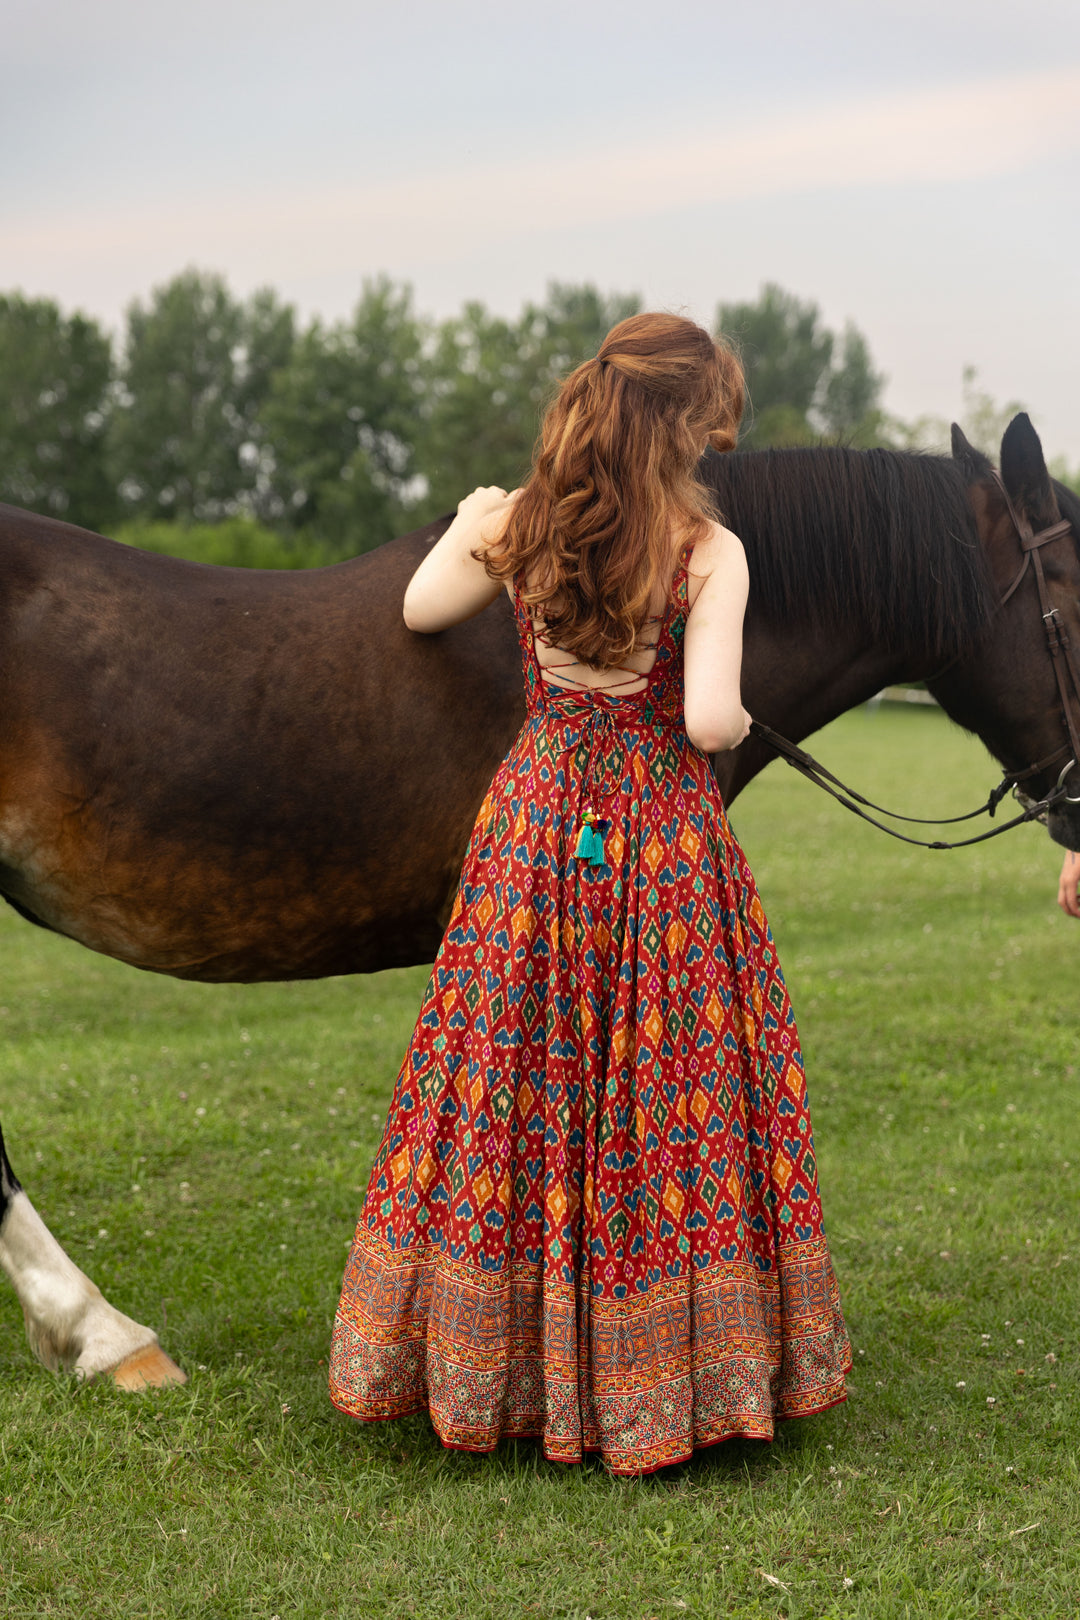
<box><xmin>109</xmin><ymin>1343</ymin><xmax>188</xmax><ymax>1390</ymax></box>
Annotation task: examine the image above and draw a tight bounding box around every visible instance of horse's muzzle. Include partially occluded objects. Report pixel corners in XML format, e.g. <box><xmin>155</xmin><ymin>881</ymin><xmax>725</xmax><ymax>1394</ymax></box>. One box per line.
<box><xmin>1047</xmin><ymin>799</ymin><xmax>1080</xmax><ymax>851</ymax></box>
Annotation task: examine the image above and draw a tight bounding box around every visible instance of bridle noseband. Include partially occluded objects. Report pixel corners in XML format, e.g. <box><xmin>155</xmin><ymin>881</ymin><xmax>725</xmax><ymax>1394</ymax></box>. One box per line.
<box><xmin>750</xmin><ymin>473</ymin><xmax>1080</xmax><ymax>849</ymax></box>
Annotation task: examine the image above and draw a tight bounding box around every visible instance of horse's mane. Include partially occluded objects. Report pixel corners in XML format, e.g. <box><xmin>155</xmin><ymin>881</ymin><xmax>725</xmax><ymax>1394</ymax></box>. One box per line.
<box><xmin>702</xmin><ymin>446</ymin><xmax>995</xmax><ymax>661</ymax></box>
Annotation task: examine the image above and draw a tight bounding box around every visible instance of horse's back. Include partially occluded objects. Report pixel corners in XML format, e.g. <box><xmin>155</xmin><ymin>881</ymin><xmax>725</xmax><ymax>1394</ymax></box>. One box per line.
<box><xmin>0</xmin><ymin>505</ymin><xmax>524</xmax><ymax>980</ymax></box>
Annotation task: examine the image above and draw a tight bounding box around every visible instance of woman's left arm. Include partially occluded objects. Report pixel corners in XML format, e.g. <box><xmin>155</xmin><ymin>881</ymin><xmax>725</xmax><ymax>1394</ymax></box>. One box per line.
<box><xmin>403</xmin><ymin>486</ymin><xmax>517</xmax><ymax>632</ymax></box>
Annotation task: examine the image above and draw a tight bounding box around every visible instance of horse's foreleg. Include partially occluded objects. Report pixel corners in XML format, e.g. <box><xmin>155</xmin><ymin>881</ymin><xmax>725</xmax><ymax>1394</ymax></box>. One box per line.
<box><xmin>0</xmin><ymin>1125</ymin><xmax>186</xmax><ymax>1388</ymax></box>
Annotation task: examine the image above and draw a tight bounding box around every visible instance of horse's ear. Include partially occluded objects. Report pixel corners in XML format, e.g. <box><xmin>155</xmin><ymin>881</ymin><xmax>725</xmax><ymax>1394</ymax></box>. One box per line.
<box><xmin>950</xmin><ymin>423</ymin><xmax>992</xmax><ymax>480</ymax></box>
<box><xmin>1000</xmin><ymin>412</ymin><xmax>1057</xmax><ymax>525</ymax></box>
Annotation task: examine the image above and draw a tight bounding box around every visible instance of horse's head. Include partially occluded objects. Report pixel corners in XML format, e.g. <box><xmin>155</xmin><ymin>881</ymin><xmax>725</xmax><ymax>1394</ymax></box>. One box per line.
<box><xmin>942</xmin><ymin>414</ymin><xmax>1080</xmax><ymax>850</ymax></box>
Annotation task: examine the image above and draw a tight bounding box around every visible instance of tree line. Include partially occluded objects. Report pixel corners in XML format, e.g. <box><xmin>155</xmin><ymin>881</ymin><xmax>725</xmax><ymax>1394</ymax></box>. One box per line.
<box><xmin>0</xmin><ymin>270</ymin><xmax>1068</xmax><ymax>565</ymax></box>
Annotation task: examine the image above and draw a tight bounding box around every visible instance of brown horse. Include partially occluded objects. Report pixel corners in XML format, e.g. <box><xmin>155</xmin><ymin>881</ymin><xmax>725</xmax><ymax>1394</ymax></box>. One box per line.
<box><xmin>0</xmin><ymin>412</ymin><xmax>1077</xmax><ymax>1386</ymax></box>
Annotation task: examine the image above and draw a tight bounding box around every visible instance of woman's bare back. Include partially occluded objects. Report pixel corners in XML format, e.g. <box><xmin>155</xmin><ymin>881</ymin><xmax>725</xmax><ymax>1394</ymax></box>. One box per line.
<box><xmin>509</xmin><ymin>530</ymin><xmax>716</xmax><ymax>698</ymax></box>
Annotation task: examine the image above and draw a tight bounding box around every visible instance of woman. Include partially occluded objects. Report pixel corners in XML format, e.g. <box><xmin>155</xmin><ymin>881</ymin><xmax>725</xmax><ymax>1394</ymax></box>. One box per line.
<box><xmin>330</xmin><ymin>313</ymin><xmax>850</xmax><ymax>1475</ymax></box>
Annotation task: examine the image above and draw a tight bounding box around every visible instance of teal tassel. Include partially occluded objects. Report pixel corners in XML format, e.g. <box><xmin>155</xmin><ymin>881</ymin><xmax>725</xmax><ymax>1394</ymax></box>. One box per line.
<box><xmin>573</xmin><ymin>820</ymin><xmax>595</xmax><ymax>861</ymax></box>
<box><xmin>573</xmin><ymin>812</ymin><xmax>607</xmax><ymax>866</ymax></box>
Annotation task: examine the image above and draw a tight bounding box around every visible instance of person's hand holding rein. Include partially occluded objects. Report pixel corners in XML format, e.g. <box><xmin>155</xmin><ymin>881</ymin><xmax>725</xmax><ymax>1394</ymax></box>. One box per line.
<box><xmin>732</xmin><ymin>706</ymin><xmax>753</xmax><ymax>749</ymax></box>
<box><xmin>1058</xmin><ymin>850</ymin><xmax>1080</xmax><ymax>918</ymax></box>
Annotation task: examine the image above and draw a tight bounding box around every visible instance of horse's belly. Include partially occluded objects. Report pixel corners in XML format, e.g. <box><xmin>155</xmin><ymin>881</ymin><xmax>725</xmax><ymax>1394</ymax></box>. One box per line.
<box><xmin>0</xmin><ymin>797</ymin><xmax>455</xmax><ymax>981</ymax></box>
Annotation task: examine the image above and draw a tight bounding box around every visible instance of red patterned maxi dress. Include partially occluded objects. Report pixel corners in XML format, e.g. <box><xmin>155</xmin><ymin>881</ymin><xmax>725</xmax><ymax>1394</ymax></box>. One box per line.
<box><xmin>331</xmin><ymin>560</ymin><xmax>850</xmax><ymax>1474</ymax></box>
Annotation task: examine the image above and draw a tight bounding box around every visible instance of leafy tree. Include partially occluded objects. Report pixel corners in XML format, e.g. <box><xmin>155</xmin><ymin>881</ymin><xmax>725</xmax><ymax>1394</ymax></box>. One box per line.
<box><xmin>716</xmin><ymin>283</ymin><xmax>885</xmax><ymax>447</ymax></box>
<box><xmin>0</xmin><ymin>294</ymin><xmax>116</xmax><ymax>530</ymax></box>
<box><xmin>819</xmin><ymin>325</ymin><xmax>886</xmax><ymax>444</ymax></box>
<box><xmin>114</xmin><ymin>517</ymin><xmax>336</xmax><ymax>570</ymax></box>
<box><xmin>418</xmin><ymin>282</ymin><xmax>640</xmax><ymax>516</ymax></box>
<box><xmin>259</xmin><ymin>277</ymin><xmax>425</xmax><ymax>553</ymax></box>
<box><xmin>109</xmin><ymin>269</ymin><xmax>294</xmax><ymax>523</ymax></box>
<box><xmin>0</xmin><ymin>268</ymin><xmax>923</xmax><ymax>549</ymax></box>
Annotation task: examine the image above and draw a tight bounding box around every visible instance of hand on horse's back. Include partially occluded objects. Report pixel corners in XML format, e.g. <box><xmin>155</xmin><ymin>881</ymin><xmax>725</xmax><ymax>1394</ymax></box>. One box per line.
<box><xmin>402</xmin><ymin>487</ymin><xmax>516</xmax><ymax>634</ymax></box>
<box><xmin>457</xmin><ymin>485</ymin><xmax>517</xmax><ymax>523</ymax></box>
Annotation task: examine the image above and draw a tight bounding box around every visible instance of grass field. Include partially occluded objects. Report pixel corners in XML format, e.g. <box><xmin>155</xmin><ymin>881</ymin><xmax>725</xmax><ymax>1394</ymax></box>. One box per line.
<box><xmin>0</xmin><ymin>705</ymin><xmax>1077</xmax><ymax>1619</ymax></box>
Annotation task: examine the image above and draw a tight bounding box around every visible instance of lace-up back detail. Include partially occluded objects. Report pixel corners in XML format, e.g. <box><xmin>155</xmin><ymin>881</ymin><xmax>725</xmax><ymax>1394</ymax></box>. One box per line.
<box><xmin>513</xmin><ymin>557</ymin><xmax>689</xmax><ymax>729</ymax></box>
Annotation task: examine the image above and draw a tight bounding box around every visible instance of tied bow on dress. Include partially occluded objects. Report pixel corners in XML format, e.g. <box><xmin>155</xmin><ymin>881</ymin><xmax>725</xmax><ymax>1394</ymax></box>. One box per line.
<box><xmin>567</xmin><ymin>702</ymin><xmax>626</xmax><ymax>868</ymax></box>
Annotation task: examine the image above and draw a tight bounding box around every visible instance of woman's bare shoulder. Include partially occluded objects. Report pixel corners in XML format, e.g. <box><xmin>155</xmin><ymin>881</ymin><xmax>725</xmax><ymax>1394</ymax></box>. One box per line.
<box><xmin>685</xmin><ymin>521</ymin><xmax>747</xmax><ymax>606</ymax></box>
<box><xmin>688</xmin><ymin>519</ymin><xmax>744</xmax><ymax>569</ymax></box>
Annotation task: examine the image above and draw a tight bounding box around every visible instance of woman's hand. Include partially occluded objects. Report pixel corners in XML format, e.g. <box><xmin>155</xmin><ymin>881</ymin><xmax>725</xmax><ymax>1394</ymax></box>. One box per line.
<box><xmin>456</xmin><ymin>486</ymin><xmax>513</xmax><ymax>523</ymax></box>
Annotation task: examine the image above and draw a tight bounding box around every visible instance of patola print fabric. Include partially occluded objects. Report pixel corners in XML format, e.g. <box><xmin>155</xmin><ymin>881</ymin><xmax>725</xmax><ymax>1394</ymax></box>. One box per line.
<box><xmin>331</xmin><ymin>561</ymin><xmax>850</xmax><ymax>1474</ymax></box>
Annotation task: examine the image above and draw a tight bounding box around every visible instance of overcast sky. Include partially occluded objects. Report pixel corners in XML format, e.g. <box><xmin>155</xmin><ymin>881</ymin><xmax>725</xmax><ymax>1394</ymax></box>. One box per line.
<box><xmin>4</xmin><ymin>0</ymin><xmax>1079</xmax><ymax>458</ymax></box>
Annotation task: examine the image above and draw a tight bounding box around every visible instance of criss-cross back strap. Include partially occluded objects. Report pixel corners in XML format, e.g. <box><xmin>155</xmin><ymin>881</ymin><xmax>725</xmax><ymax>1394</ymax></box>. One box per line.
<box><xmin>520</xmin><ymin>554</ymin><xmax>689</xmax><ymax>695</ymax></box>
<box><xmin>533</xmin><ymin>625</ymin><xmax>661</xmax><ymax>693</ymax></box>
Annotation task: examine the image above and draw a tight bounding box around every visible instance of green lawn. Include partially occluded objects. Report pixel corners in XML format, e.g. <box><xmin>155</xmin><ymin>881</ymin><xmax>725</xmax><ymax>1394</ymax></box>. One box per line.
<box><xmin>0</xmin><ymin>705</ymin><xmax>1077</xmax><ymax>1618</ymax></box>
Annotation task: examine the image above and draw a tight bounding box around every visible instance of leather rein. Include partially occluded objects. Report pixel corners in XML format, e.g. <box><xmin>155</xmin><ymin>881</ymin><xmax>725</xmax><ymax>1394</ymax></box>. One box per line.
<box><xmin>749</xmin><ymin>474</ymin><xmax>1080</xmax><ymax>850</ymax></box>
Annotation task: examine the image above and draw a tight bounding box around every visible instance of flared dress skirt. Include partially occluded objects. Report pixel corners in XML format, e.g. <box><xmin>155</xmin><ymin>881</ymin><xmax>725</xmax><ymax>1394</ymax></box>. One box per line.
<box><xmin>330</xmin><ymin>563</ymin><xmax>850</xmax><ymax>1474</ymax></box>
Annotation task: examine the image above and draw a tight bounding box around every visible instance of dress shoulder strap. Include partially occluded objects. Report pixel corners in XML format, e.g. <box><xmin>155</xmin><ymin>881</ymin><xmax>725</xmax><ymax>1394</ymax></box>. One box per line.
<box><xmin>672</xmin><ymin>550</ymin><xmax>690</xmax><ymax>610</ymax></box>
<box><xmin>663</xmin><ymin>550</ymin><xmax>690</xmax><ymax>643</ymax></box>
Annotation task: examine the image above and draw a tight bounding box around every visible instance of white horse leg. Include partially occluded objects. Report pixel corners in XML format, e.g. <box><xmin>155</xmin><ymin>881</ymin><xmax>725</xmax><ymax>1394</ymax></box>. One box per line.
<box><xmin>0</xmin><ymin>1125</ymin><xmax>186</xmax><ymax>1387</ymax></box>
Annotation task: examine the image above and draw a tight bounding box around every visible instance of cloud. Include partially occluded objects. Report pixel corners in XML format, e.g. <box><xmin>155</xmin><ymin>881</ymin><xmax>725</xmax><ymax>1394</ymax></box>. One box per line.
<box><xmin>6</xmin><ymin>64</ymin><xmax>1080</xmax><ymax>301</ymax></box>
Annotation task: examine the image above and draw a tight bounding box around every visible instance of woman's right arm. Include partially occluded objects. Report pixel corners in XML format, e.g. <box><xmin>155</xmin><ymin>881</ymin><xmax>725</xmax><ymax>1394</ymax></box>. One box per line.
<box><xmin>682</xmin><ymin>525</ymin><xmax>752</xmax><ymax>755</ymax></box>
<box><xmin>402</xmin><ymin>486</ymin><xmax>513</xmax><ymax>632</ymax></box>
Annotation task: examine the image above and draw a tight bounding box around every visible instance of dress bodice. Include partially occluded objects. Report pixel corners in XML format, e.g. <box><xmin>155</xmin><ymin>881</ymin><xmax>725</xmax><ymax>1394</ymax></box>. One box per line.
<box><xmin>512</xmin><ymin>559</ymin><xmax>689</xmax><ymax>731</ymax></box>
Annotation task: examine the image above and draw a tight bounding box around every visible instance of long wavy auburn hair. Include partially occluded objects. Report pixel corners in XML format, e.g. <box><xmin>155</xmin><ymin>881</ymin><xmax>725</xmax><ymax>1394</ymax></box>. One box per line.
<box><xmin>482</xmin><ymin>312</ymin><xmax>744</xmax><ymax>669</ymax></box>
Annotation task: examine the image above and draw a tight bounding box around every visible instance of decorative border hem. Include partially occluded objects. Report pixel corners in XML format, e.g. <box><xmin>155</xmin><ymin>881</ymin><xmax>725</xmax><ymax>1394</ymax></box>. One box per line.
<box><xmin>329</xmin><ymin>1379</ymin><xmax>850</xmax><ymax>1477</ymax></box>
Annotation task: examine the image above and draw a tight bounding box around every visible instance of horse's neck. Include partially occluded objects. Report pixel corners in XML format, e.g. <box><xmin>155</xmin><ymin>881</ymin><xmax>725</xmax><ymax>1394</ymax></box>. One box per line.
<box><xmin>706</xmin><ymin>449</ymin><xmax>976</xmax><ymax>803</ymax></box>
<box><xmin>720</xmin><ymin>613</ymin><xmax>915</xmax><ymax>802</ymax></box>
